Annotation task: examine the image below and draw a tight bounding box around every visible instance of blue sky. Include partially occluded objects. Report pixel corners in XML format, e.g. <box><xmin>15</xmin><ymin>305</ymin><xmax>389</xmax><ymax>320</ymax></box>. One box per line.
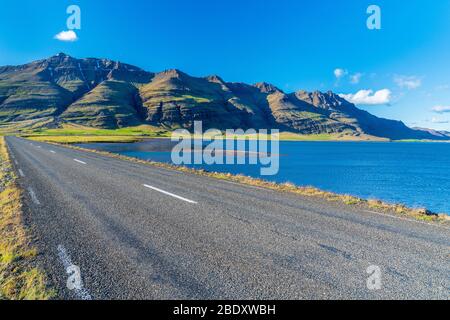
<box><xmin>1</xmin><ymin>0</ymin><xmax>450</xmax><ymax>130</ymax></box>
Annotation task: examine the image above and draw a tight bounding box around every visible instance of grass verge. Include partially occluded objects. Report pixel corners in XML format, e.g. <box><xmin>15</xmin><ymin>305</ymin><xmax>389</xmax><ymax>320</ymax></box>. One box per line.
<box><xmin>36</xmin><ymin>139</ymin><xmax>450</xmax><ymax>226</ymax></box>
<box><xmin>0</xmin><ymin>137</ymin><xmax>54</xmax><ymax>300</ymax></box>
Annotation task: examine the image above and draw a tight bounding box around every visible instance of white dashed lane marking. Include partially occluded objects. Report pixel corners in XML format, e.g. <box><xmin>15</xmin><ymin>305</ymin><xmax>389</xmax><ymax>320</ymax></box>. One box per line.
<box><xmin>74</xmin><ymin>159</ymin><xmax>87</xmax><ymax>165</ymax></box>
<box><xmin>143</xmin><ymin>184</ymin><xmax>198</xmax><ymax>204</ymax></box>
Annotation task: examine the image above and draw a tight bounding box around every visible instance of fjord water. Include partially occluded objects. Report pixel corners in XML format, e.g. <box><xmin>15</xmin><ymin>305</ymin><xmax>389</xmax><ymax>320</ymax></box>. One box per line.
<box><xmin>79</xmin><ymin>140</ymin><xmax>450</xmax><ymax>215</ymax></box>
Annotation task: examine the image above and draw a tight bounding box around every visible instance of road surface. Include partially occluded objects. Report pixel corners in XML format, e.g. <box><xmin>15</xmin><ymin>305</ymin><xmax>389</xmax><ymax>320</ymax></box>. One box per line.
<box><xmin>5</xmin><ymin>136</ymin><xmax>450</xmax><ymax>300</ymax></box>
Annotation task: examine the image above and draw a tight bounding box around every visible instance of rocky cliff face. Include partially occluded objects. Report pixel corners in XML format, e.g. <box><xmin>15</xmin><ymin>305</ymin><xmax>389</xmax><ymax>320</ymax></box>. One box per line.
<box><xmin>0</xmin><ymin>53</ymin><xmax>448</xmax><ymax>140</ymax></box>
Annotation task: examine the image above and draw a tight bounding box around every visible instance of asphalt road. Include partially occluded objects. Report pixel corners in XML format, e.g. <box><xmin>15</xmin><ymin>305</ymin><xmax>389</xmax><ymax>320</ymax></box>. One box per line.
<box><xmin>5</xmin><ymin>136</ymin><xmax>450</xmax><ymax>300</ymax></box>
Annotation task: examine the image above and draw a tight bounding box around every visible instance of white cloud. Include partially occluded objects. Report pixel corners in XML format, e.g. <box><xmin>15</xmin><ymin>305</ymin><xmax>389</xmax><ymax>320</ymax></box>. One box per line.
<box><xmin>350</xmin><ymin>73</ymin><xmax>363</xmax><ymax>84</ymax></box>
<box><xmin>334</xmin><ymin>69</ymin><xmax>363</xmax><ymax>84</ymax></box>
<box><xmin>54</xmin><ymin>30</ymin><xmax>78</xmax><ymax>42</ymax></box>
<box><xmin>431</xmin><ymin>117</ymin><xmax>449</xmax><ymax>124</ymax></box>
<box><xmin>432</xmin><ymin>105</ymin><xmax>450</xmax><ymax>113</ymax></box>
<box><xmin>435</xmin><ymin>84</ymin><xmax>450</xmax><ymax>91</ymax></box>
<box><xmin>394</xmin><ymin>75</ymin><xmax>422</xmax><ymax>90</ymax></box>
<box><xmin>339</xmin><ymin>89</ymin><xmax>392</xmax><ymax>105</ymax></box>
<box><xmin>334</xmin><ymin>68</ymin><xmax>348</xmax><ymax>79</ymax></box>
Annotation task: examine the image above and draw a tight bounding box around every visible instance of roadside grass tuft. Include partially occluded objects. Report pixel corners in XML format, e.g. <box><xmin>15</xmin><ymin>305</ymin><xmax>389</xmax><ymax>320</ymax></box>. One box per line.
<box><xmin>340</xmin><ymin>195</ymin><xmax>364</xmax><ymax>206</ymax></box>
<box><xmin>416</xmin><ymin>215</ymin><xmax>435</xmax><ymax>222</ymax></box>
<box><xmin>0</xmin><ymin>137</ymin><xmax>54</xmax><ymax>300</ymax></box>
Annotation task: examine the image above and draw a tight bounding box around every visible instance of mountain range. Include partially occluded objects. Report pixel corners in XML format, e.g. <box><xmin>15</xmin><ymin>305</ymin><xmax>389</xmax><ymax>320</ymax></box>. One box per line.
<box><xmin>0</xmin><ymin>53</ymin><xmax>448</xmax><ymax>140</ymax></box>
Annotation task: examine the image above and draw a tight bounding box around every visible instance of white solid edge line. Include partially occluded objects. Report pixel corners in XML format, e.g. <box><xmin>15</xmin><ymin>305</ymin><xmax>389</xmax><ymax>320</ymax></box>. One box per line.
<box><xmin>364</xmin><ymin>210</ymin><xmax>450</xmax><ymax>231</ymax></box>
<box><xmin>28</xmin><ymin>188</ymin><xmax>41</xmax><ymax>205</ymax></box>
<box><xmin>74</xmin><ymin>159</ymin><xmax>87</xmax><ymax>165</ymax></box>
<box><xmin>143</xmin><ymin>184</ymin><xmax>197</xmax><ymax>204</ymax></box>
<box><xmin>18</xmin><ymin>169</ymin><xmax>25</xmax><ymax>177</ymax></box>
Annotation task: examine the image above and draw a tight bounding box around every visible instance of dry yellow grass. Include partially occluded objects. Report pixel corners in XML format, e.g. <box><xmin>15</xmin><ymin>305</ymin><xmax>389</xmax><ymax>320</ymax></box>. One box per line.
<box><xmin>0</xmin><ymin>137</ymin><xmax>54</xmax><ymax>300</ymax></box>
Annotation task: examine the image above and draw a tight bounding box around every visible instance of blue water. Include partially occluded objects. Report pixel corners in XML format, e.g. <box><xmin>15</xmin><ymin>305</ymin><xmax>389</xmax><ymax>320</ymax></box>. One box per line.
<box><xmin>79</xmin><ymin>140</ymin><xmax>450</xmax><ymax>214</ymax></box>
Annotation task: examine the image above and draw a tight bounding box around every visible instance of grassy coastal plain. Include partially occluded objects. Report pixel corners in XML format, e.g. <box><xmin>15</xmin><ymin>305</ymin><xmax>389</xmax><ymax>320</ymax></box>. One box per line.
<box><xmin>16</xmin><ymin>123</ymin><xmax>390</xmax><ymax>144</ymax></box>
<box><xmin>18</xmin><ymin>124</ymin><xmax>169</xmax><ymax>144</ymax></box>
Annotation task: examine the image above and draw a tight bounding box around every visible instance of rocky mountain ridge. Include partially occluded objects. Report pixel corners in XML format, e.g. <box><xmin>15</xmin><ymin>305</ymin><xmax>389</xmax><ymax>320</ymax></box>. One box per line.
<box><xmin>0</xmin><ymin>53</ymin><xmax>448</xmax><ymax>140</ymax></box>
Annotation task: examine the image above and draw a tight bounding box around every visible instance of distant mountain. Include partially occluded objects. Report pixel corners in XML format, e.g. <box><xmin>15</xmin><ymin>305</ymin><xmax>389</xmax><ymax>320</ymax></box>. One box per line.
<box><xmin>0</xmin><ymin>53</ymin><xmax>447</xmax><ymax>140</ymax></box>
<box><xmin>412</xmin><ymin>127</ymin><xmax>450</xmax><ymax>139</ymax></box>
